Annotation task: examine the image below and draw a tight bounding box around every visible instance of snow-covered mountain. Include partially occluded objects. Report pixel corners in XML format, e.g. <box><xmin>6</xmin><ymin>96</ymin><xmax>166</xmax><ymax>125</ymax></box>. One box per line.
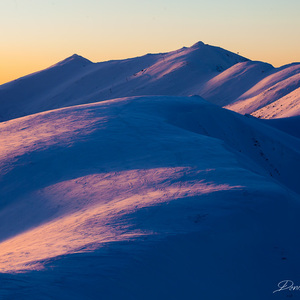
<box><xmin>0</xmin><ymin>95</ymin><xmax>299</xmax><ymax>299</ymax></box>
<box><xmin>0</xmin><ymin>42</ymin><xmax>247</xmax><ymax>121</ymax></box>
<box><xmin>1</xmin><ymin>41</ymin><xmax>299</xmax><ymax>121</ymax></box>
<box><xmin>1</xmin><ymin>42</ymin><xmax>299</xmax><ymax>121</ymax></box>
<box><xmin>0</xmin><ymin>42</ymin><xmax>300</xmax><ymax>299</ymax></box>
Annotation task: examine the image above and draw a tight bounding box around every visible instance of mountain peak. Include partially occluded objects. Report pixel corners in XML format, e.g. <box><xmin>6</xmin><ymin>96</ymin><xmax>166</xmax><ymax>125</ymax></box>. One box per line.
<box><xmin>69</xmin><ymin>53</ymin><xmax>82</xmax><ymax>59</ymax></box>
<box><xmin>55</xmin><ymin>54</ymin><xmax>92</xmax><ymax>67</ymax></box>
<box><xmin>190</xmin><ymin>41</ymin><xmax>205</xmax><ymax>48</ymax></box>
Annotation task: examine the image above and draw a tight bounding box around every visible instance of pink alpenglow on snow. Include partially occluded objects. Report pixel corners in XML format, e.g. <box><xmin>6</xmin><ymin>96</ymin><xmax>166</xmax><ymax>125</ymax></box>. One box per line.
<box><xmin>0</xmin><ymin>95</ymin><xmax>299</xmax><ymax>299</ymax></box>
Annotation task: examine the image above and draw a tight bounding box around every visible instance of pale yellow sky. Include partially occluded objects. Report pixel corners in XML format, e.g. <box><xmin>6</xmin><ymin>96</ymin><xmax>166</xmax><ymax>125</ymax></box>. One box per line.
<box><xmin>1</xmin><ymin>0</ymin><xmax>299</xmax><ymax>85</ymax></box>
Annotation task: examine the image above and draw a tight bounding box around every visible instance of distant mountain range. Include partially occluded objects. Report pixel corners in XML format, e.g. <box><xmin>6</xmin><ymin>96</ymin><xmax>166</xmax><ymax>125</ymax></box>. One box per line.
<box><xmin>1</xmin><ymin>41</ymin><xmax>299</xmax><ymax>121</ymax></box>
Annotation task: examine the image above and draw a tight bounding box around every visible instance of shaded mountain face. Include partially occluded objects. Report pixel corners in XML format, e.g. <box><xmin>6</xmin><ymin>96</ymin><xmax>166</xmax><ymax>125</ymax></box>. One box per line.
<box><xmin>0</xmin><ymin>96</ymin><xmax>299</xmax><ymax>300</ymax></box>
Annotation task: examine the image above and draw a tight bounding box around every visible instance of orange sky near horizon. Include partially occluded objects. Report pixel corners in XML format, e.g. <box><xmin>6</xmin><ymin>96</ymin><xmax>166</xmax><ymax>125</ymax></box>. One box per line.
<box><xmin>1</xmin><ymin>0</ymin><xmax>299</xmax><ymax>85</ymax></box>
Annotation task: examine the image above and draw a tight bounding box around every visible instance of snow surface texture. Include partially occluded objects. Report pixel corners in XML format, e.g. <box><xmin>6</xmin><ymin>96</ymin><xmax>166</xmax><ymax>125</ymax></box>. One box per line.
<box><xmin>0</xmin><ymin>95</ymin><xmax>300</xmax><ymax>299</ymax></box>
<box><xmin>1</xmin><ymin>41</ymin><xmax>299</xmax><ymax>121</ymax></box>
<box><xmin>226</xmin><ymin>64</ymin><xmax>300</xmax><ymax>118</ymax></box>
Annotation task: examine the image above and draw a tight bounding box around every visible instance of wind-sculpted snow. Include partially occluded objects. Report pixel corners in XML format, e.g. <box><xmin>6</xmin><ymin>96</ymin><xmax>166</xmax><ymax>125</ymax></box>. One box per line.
<box><xmin>0</xmin><ymin>96</ymin><xmax>299</xmax><ymax>299</ymax></box>
<box><xmin>0</xmin><ymin>168</ymin><xmax>238</xmax><ymax>272</ymax></box>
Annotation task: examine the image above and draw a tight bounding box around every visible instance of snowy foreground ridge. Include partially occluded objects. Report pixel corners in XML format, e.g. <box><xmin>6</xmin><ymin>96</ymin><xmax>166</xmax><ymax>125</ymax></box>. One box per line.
<box><xmin>0</xmin><ymin>95</ymin><xmax>299</xmax><ymax>299</ymax></box>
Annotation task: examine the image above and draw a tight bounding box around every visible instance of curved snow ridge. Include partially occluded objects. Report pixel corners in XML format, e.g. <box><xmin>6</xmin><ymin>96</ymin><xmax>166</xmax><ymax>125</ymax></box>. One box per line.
<box><xmin>226</xmin><ymin>70</ymin><xmax>300</xmax><ymax>116</ymax></box>
<box><xmin>237</xmin><ymin>63</ymin><xmax>300</xmax><ymax>100</ymax></box>
<box><xmin>197</xmin><ymin>61</ymin><xmax>274</xmax><ymax>106</ymax></box>
<box><xmin>0</xmin><ymin>95</ymin><xmax>299</xmax><ymax>275</ymax></box>
<box><xmin>223</xmin><ymin>63</ymin><xmax>300</xmax><ymax>117</ymax></box>
<box><xmin>252</xmin><ymin>86</ymin><xmax>300</xmax><ymax>119</ymax></box>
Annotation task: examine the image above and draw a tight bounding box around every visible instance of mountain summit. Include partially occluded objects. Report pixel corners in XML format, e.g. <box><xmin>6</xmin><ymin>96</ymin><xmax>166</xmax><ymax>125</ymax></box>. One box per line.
<box><xmin>53</xmin><ymin>54</ymin><xmax>93</xmax><ymax>67</ymax></box>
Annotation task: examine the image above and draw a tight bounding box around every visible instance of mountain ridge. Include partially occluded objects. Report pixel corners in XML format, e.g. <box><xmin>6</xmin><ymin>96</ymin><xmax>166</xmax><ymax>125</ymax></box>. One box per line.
<box><xmin>0</xmin><ymin>41</ymin><xmax>299</xmax><ymax>122</ymax></box>
<box><xmin>0</xmin><ymin>41</ymin><xmax>248</xmax><ymax>121</ymax></box>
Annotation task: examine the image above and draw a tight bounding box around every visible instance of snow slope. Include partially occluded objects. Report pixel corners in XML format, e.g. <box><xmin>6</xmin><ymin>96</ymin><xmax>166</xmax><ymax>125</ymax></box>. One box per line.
<box><xmin>251</xmin><ymin>87</ymin><xmax>300</xmax><ymax>119</ymax></box>
<box><xmin>0</xmin><ymin>95</ymin><xmax>299</xmax><ymax>299</ymax></box>
<box><xmin>226</xmin><ymin>63</ymin><xmax>300</xmax><ymax>117</ymax></box>
<box><xmin>197</xmin><ymin>60</ymin><xmax>274</xmax><ymax>106</ymax></box>
<box><xmin>259</xmin><ymin>115</ymin><xmax>300</xmax><ymax>139</ymax></box>
<box><xmin>0</xmin><ymin>42</ymin><xmax>247</xmax><ymax>122</ymax></box>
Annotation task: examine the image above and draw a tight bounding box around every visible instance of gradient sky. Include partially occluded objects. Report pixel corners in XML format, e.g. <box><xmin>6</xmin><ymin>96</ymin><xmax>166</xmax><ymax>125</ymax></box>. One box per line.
<box><xmin>0</xmin><ymin>0</ymin><xmax>299</xmax><ymax>85</ymax></box>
